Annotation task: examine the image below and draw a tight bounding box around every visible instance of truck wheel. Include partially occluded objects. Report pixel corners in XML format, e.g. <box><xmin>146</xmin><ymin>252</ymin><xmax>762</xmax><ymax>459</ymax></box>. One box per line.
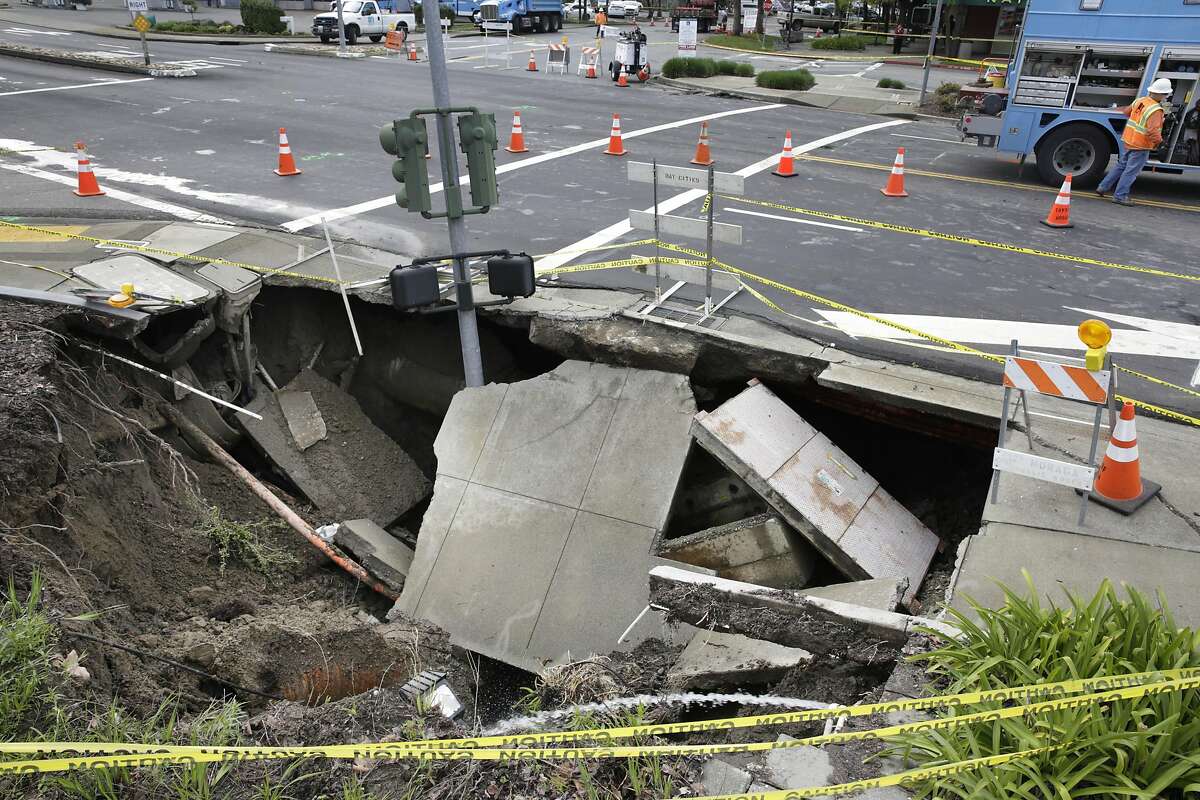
<box><xmin>345</xmin><ymin>24</ymin><xmax>359</xmax><ymax>44</ymax></box>
<box><xmin>1035</xmin><ymin>124</ymin><xmax>1112</xmax><ymax>188</ymax></box>
<box><xmin>369</xmin><ymin>34</ymin><xmax>383</xmax><ymax>41</ymax></box>
<box><xmin>320</xmin><ymin>34</ymin><xmax>331</xmax><ymax>42</ymax></box>
<box><xmin>552</xmin><ymin>12</ymin><xmax>562</xmax><ymax>30</ymax></box>
<box><xmin>536</xmin><ymin>14</ymin><xmax>547</xmax><ymax>32</ymax></box>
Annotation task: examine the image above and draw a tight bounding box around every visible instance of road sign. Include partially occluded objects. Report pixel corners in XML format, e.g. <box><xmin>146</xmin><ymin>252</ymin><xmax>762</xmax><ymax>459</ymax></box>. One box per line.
<box><xmin>629</xmin><ymin>209</ymin><xmax>743</xmax><ymax>245</ymax></box>
<box><xmin>627</xmin><ymin>161</ymin><xmax>744</xmax><ymax>195</ymax></box>
<box><xmin>992</xmin><ymin>448</ymin><xmax>1095</xmax><ymax>492</ymax></box>
<box><xmin>132</xmin><ymin>14</ymin><xmax>151</xmax><ymax>32</ymax></box>
<box><xmin>127</xmin><ymin>0</ymin><xmax>148</xmax><ymax>10</ymax></box>
<box><xmin>677</xmin><ymin>18</ymin><xmax>697</xmax><ymax>58</ymax></box>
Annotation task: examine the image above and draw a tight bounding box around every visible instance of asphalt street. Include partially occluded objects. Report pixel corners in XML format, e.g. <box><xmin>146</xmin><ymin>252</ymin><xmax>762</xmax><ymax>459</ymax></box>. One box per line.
<box><xmin>2</xmin><ymin>13</ymin><xmax>1199</xmax><ymax>422</ymax></box>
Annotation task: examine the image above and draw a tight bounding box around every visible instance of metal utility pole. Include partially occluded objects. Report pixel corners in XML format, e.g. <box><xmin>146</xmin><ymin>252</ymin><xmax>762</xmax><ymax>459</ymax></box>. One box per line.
<box><xmin>917</xmin><ymin>0</ymin><xmax>945</xmax><ymax>107</ymax></box>
<box><xmin>336</xmin><ymin>0</ymin><xmax>347</xmax><ymax>54</ymax></box>
<box><xmin>704</xmin><ymin>164</ymin><xmax>714</xmax><ymax>316</ymax></box>
<box><xmin>421</xmin><ymin>0</ymin><xmax>485</xmax><ymax>387</ymax></box>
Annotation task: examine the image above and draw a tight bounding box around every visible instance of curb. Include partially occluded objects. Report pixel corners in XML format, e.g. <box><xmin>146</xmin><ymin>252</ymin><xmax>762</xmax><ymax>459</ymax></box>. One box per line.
<box><xmin>263</xmin><ymin>42</ymin><xmax>370</xmax><ymax>57</ymax></box>
<box><xmin>0</xmin><ymin>43</ymin><xmax>195</xmax><ymax>76</ymax></box>
<box><xmin>702</xmin><ymin>40</ymin><xmax>979</xmax><ymax>71</ymax></box>
<box><xmin>653</xmin><ymin>75</ymin><xmax>918</xmax><ymax>119</ymax></box>
<box><xmin>0</xmin><ymin>13</ymin><xmax>311</xmax><ymax>44</ymax></box>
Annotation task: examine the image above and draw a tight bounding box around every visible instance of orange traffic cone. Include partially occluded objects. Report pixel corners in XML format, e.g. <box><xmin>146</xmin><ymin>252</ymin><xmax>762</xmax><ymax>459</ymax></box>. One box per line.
<box><xmin>638</xmin><ymin>64</ymin><xmax>650</xmax><ymax>82</ymax></box>
<box><xmin>617</xmin><ymin>64</ymin><xmax>629</xmax><ymax>87</ymax></box>
<box><xmin>73</xmin><ymin>141</ymin><xmax>105</xmax><ymax>197</ymax></box>
<box><xmin>505</xmin><ymin>110</ymin><xmax>529</xmax><ymax>153</ymax></box>
<box><xmin>880</xmin><ymin>147</ymin><xmax>908</xmax><ymax>197</ymax></box>
<box><xmin>527</xmin><ymin>51</ymin><xmax>538</xmax><ymax>71</ymax></box>
<box><xmin>1090</xmin><ymin>401</ymin><xmax>1161</xmax><ymax>513</ymax></box>
<box><xmin>408</xmin><ymin>42</ymin><xmax>418</xmax><ymax>61</ymax></box>
<box><xmin>772</xmin><ymin>130</ymin><xmax>796</xmax><ymax>178</ymax></box>
<box><xmin>690</xmin><ymin>120</ymin><xmax>714</xmax><ymax>166</ymax></box>
<box><xmin>273</xmin><ymin>128</ymin><xmax>302</xmax><ymax>176</ymax></box>
<box><xmin>1040</xmin><ymin>174</ymin><xmax>1074</xmax><ymax>228</ymax></box>
<box><xmin>587</xmin><ymin>61</ymin><xmax>597</xmax><ymax>78</ymax></box>
<box><xmin>604</xmin><ymin>113</ymin><xmax>627</xmax><ymax>156</ymax></box>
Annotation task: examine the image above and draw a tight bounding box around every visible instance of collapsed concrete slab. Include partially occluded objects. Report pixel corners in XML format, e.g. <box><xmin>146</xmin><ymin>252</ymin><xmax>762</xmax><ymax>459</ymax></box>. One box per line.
<box><xmin>393</xmin><ymin>361</ymin><xmax>696</xmax><ymax>672</ymax></box>
<box><xmin>799</xmin><ymin>577</ymin><xmax>907</xmax><ymax>612</ymax></box>
<box><xmin>691</xmin><ymin>380</ymin><xmax>937</xmax><ymax>606</ymax></box>
<box><xmin>658</xmin><ymin>513</ymin><xmax>818</xmax><ymax>589</ymax></box>
<box><xmin>335</xmin><ymin>519</ymin><xmax>414</xmax><ymax>594</ymax></box>
<box><xmin>241</xmin><ymin>369</ymin><xmax>430</xmax><ymax>526</ymax></box>
<box><xmin>668</xmin><ymin>630</ymin><xmax>812</xmax><ymax>690</ymax></box>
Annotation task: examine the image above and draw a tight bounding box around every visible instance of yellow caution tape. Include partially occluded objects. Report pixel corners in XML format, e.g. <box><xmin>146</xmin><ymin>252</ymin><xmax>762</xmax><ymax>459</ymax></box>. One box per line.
<box><xmin>1117</xmin><ymin>366</ymin><xmax>1200</xmax><ymax>401</ymax></box>
<box><xmin>722</xmin><ymin>196</ymin><xmax>1200</xmax><ymax>284</ymax></box>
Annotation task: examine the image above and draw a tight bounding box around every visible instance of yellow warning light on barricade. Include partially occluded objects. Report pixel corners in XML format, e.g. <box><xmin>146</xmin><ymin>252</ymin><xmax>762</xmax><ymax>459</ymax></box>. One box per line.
<box><xmin>1079</xmin><ymin>319</ymin><xmax>1111</xmax><ymax>371</ymax></box>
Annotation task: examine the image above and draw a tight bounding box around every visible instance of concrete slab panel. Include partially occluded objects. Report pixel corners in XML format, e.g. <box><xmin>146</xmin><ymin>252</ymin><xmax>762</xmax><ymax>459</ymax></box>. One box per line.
<box><xmin>952</xmin><ymin>523</ymin><xmax>1200</xmax><ymax>628</ymax></box>
<box><xmin>693</xmin><ymin>381</ymin><xmax>937</xmax><ymax>605</ymax></box>
<box><xmin>74</xmin><ymin>254</ymin><xmax>212</xmax><ymax>304</ymax></box>
<box><xmin>142</xmin><ymin>222</ymin><xmax>240</xmax><ymax>263</ymax></box>
<box><xmin>277</xmin><ymin>390</ymin><xmax>326</xmax><ymax>450</ymax></box>
<box><xmin>668</xmin><ymin>630</ymin><xmax>812</xmax><ymax>690</ymax></box>
<box><xmin>763</xmin><ymin>736</ymin><xmax>834</xmax><ymax>790</ymax></box>
<box><xmin>395</xmin><ymin>361</ymin><xmax>695</xmax><ymax>670</ymax></box>
<box><xmin>657</xmin><ymin>513</ymin><xmax>818</xmax><ymax>589</ymax></box>
<box><xmin>798</xmin><ymin>578</ymin><xmax>905</xmax><ymax>612</ymax></box>
<box><xmin>335</xmin><ymin>519</ymin><xmax>414</xmax><ymax>593</ymax></box>
<box><xmin>0</xmin><ymin>261</ymin><xmax>72</xmax><ymax>292</ymax></box>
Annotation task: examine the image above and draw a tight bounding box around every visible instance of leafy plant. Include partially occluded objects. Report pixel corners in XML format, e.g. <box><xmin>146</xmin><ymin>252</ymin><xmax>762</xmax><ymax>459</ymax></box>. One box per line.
<box><xmin>194</xmin><ymin>503</ymin><xmax>293</xmax><ymax>575</ymax></box>
<box><xmin>170</xmin><ymin>699</ymin><xmax>246</xmax><ymax>800</ymax></box>
<box><xmin>755</xmin><ymin>68</ymin><xmax>814</xmax><ymax>90</ymax></box>
<box><xmin>877</xmin><ymin>76</ymin><xmax>905</xmax><ymax>89</ymax></box>
<box><xmin>240</xmin><ymin>0</ymin><xmax>286</xmax><ymax>34</ymax></box>
<box><xmin>888</xmin><ymin>576</ymin><xmax>1200</xmax><ymax>799</ymax></box>
<box><xmin>0</xmin><ymin>571</ymin><xmax>55</xmax><ymax>742</ymax></box>
<box><xmin>255</xmin><ymin>759</ymin><xmax>322</xmax><ymax>800</ymax></box>
<box><xmin>928</xmin><ymin>80</ymin><xmax>963</xmax><ymax>112</ymax></box>
<box><xmin>810</xmin><ymin>33</ymin><xmax>864</xmax><ymax>50</ymax></box>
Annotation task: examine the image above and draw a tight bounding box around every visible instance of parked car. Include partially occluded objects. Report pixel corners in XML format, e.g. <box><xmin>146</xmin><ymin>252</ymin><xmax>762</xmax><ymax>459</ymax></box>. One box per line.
<box><xmin>562</xmin><ymin>0</ymin><xmax>591</xmax><ymax>18</ymax></box>
<box><xmin>606</xmin><ymin>0</ymin><xmax>641</xmax><ymax>18</ymax></box>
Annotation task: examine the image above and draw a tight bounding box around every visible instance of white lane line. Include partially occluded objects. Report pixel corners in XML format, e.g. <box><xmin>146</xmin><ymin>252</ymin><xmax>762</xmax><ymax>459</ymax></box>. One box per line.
<box><xmin>726</xmin><ymin>207</ymin><xmax>865</xmax><ymax>232</ymax></box>
<box><xmin>0</xmin><ymin>76</ymin><xmax>152</xmax><ymax>97</ymax></box>
<box><xmin>0</xmin><ymin>163</ymin><xmax>231</xmax><ymax>224</ymax></box>
<box><xmin>535</xmin><ymin>118</ymin><xmax>908</xmax><ymax>275</ymax></box>
<box><xmin>281</xmin><ymin>102</ymin><xmax>786</xmax><ymax>232</ymax></box>
<box><xmin>890</xmin><ymin>133</ymin><xmax>967</xmax><ymax>145</ymax></box>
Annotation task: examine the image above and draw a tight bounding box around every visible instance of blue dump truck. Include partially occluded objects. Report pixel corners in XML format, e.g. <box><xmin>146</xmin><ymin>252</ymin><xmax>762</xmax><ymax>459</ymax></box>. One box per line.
<box><xmin>960</xmin><ymin>0</ymin><xmax>1200</xmax><ymax>186</ymax></box>
<box><xmin>477</xmin><ymin>0</ymin><xmax>564</xmax><ymax>33</ymax></box>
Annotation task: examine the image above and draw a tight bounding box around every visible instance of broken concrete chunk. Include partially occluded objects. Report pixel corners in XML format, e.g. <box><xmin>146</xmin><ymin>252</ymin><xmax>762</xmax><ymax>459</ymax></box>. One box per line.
<box><xmin>691</xmin><ymin>380</ymin><xmax>937</xmax><ymax>607</ymax></box>
<box><xmin>700</xmin><ymin>758</ymin><xmax>753</xmax><ymax>796</ymax></box>
<box><xmin>762</xmin><ymin>736</ymin><xmax>834</xmax><ymax>790</ymax></box>
<box><xmin>335</xmin><ymin>519</ymin><xmax>415</xmax><ymax>593</ymax></box>
<box><xmin>658</xmin><ymin>513</ymin><xmax>818</xmax><ymax>589</ymax></box>
<box><xmin>799</xmin><ymin>577</ymin><xmax>907</xmax><ymax>613</ymax></box>
<box><xmin>394</xmin><ymin>361</ymin><xmax>695</xmax><ymax>672</ymax></box>
<box><xmin>276</xmin><ymin>390</ymin><xmax>326</xmax><ymax>450</ymax></box>
<box><xmin>668</xmin><ymin>630</ymin><xmax>812</xmax><ymax>690</ymax></box>
<box><xmin>240</xmin><ymin>369</ymin><xmax>430</xmax><ymax>526</ymax></box>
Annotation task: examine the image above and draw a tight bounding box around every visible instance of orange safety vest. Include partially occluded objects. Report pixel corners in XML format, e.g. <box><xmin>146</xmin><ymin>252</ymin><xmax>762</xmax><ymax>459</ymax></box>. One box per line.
<box><xmin>1122</xmin><ymin>96</ymin><xmax>1163</xmax><ymax>150</ymax></box>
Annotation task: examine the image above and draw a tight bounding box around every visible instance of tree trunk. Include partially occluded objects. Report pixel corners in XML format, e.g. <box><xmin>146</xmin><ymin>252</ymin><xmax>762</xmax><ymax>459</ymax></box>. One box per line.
<box><xmin>755</xmin><ymin>0</ymin><xmax>763</xmax><ymax>34</ymax></box>
<box><xmin>733</xmin><ymin>0</ymin><xmax>742</xmax><ymax>34</ymax></box>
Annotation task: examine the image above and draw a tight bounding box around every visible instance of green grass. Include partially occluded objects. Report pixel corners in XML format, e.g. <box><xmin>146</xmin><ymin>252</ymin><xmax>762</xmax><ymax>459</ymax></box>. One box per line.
<box><xmin>755</xmin><ymin>68</ymin><xmax>814</xmax><ymax>91</ymax></box>
<box><xmin>809</xmin><ymin>33</ymin><xmax>865</xmax><ymax>50</ymax></box>
<box><xmin>876</xmin><ymin>76</ymin><xmax>906</xmax><ymax>89</ymax></box>
<box><xmin>705</xmin><ymin>32</ymin><xmax>780</xmax><ymax>52</ymax></box>
<box><xmin>0</xmin><ymin>572</ymin><xmax>55</xmax><ymax>742</ymax></box>
<box><xmin>888</xmin><ymin>575</ymin><xmax>1200</xmax><ymax>799</ymax></box>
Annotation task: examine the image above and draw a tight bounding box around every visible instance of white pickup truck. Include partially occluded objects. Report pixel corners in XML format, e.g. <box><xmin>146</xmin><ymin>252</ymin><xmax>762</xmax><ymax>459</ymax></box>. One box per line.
<box><xmin>311</xmin><ymin>0</ymin><xmax>416</xmax><ymax>44</ymax></box>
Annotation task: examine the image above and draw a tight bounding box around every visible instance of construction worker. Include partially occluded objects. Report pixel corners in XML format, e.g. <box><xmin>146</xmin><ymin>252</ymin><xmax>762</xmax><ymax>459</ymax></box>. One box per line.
<box><xmin>1096</xmin><ymin>77</ymin><xmax>1172</xmax><ymax>206</ymax></box>
<box><xmin>595</xmin><ymin>5</ymin><xmax>607</xmax><ymax>37</ymax></box>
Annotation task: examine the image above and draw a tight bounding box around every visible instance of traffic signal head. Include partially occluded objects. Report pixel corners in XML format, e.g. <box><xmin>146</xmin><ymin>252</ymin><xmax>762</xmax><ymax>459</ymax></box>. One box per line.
<box><xmin>379</xmin><ymin>117</ymin><xmax>432</xmax><ymax>214</ymax></box>
<box><xmin>487</xmin><ymin>252</ymin><xmax>535</xmax><ymax>298</ymax></box>
<box><xmin>457</xmin><ymin>111</ymin><xmax>499</xmax><ymax>210</ymax></box>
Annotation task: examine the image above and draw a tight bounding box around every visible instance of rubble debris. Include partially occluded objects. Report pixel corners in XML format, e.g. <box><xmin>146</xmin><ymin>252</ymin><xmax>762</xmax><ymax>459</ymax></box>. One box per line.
<box><xmin>658</xmin><ymin>513</ymin><xmax>818</xmax><ymax>589</ymax></box>
<box><xmin>334</xmin><ymin>519</ymin><xmax>414</xmax><ymax>593</ymax></box>
<box><xmin>691</xmin><ymin>380</ymin><xmax>937</xmax><ymax>606</ymax></box>
<box><xmin>394</xmin><ymin>361</ymin><xmax>696</xmax><ymax>671</ymax></box>
<box><xmin>240</xmin><ymin>368</ymin><xmax>430</xmax><ymax>526</ymax></box>
<box><xmin>798</xmin><ymin>577</ymin><xmax>908</xmax><ymax>613</ymax></box>
<box><xmin>761</xmin><ymin>735</ymin><xmax>834</xmax><ymax>789</ymax></box>
<box><xmin>668</xmin><ymin>630</ymin><xmax>813</xmax><ymax>690</ymax></box>
<box><xmin>398</xmin><ymin>670</ymin><xmax>463</xmax><ymax>719</ymax></box>
<box><xmin>701</xmin><ymin>758</ymin><xmax>753</xmax><ymax>796</ymax></box>
<box><xmin>277</xmin><ymin>390</ymin><xmax>326</xmax><ymax>450</ymax></box>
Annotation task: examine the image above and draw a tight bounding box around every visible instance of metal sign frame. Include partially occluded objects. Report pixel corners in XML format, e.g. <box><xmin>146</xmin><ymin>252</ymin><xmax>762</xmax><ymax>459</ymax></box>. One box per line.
<box><xmin>988</xmin><ymin>339</ymin><xmax>1117</xmax><ymax>526</ymax></box>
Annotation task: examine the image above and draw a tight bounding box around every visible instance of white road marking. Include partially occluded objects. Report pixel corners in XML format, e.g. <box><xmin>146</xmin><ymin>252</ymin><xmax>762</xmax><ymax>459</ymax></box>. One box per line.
<box><xmin>0</xmin><ymin>77</ymin><xmax>152</xmax><ymax>97</ymax></box>
<box><xmin>0</xmin><ymin>163</ymin><xmax>230</xmax><ymax>224</ymax></box>
<box><xmin>890</xmin><ymin>133</ymin><xmax>968</xmax><ymax>145</ymax></box>
<box><xmin>849</xmin><ymin>62</ymin><xmax>882</xmax><ymax>78</ymax></box>
<box><xmin>1066</xmin><ymin>307</ymin><xmax>1200</xmax><ymax>346</ymax></box>
<box><xmin>282</xmin><ymin>102</ymin><xmax>787</xmax><ymax>232</ymax></box>
<box><xmin>2</xmin><ymin>27</ymin><xmax>71</xmax><ymax>37</ymax></box>
<box><xmin>812</xmin><ymin>310</ymin><xmax>1200</xmax><ymax>360</ymax></box>
<box><xmin>535</xmin><ymin>118</ymin><xmax>908</xmax><ymax>275</ymax></box>
<box><xmin>726</xmin><ymin>207</ymin><xmax>864</xmax><ymax>232</ymax></box>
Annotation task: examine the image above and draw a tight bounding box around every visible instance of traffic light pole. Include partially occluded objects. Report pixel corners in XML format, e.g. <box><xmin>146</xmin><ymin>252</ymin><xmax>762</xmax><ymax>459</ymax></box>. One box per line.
<box><xmin>420</xmin><ymin>0</ymin><xmax>485</xmax><ymax>388</ymax></box>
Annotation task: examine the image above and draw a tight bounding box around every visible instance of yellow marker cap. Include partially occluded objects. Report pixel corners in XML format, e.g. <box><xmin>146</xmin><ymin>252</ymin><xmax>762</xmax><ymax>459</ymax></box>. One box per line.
<box><xmin>1078</xmin><ymin>318</ymin><xmax>1112</xmax><ymax>349</ymax></box>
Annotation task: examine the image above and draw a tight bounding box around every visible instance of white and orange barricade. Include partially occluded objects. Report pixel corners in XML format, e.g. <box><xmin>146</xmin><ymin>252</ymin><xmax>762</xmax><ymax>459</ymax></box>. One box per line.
<box><xmin>577</xmin><ymin>45</ymin><xmax>600</xmax><ymax>77</ymax></box>
<box><xmin>545</xmin><ymin>42</ymin><xmax>570</xmax><ymax>74</ymax></box>
<box><xmin>988</xmin><ymin>328</ymin><xmax>1126</xmax><ymax>525</ymax></box>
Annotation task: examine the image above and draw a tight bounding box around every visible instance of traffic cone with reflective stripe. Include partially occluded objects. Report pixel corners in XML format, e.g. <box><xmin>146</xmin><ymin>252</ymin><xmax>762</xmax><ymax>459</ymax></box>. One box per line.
<box><xmin>527</xmin><ymin>51</ymin><xmax>538</xmax><ymax>71</ymax></box>
<box><xmin>881</xmin><ymin>147</ymin><xmax>908</xmax><ymax>197</ymax></box>
<box><xmin>772</xmin><ymin>130</ymin><xmax>796</xmax><ymax>178</ymax></box>
<box><xmin>73</xmin><ymin>141</ymin><xmax>105</xmax><ymax>197</ymax></box>
<box><xmin>1041</xmin><ymin>174</ymin><xmax>1074</xmax><ymax>228</ymax></box>
<box><xmin>617</xmin><ymin>64</ymin><xmax>629</xmax><ymax>87</ymax></box>
<box><xmin>587</xmin><ymin>61</ymin><xmax>597</xmax><ymax>79</ymax></box>
<box><xmin>505</xmin><ymin>110</ymin><xmax>529</xmax><ymax>153</ymax></box>
<box><xmin>604</xmin><ymin>113</ymin><xmax>626</xmax><ymax>156</ymax></box>
<box><xmin>273</xmin><ymin>128</ymin><xmax>302</xmax><ymax>176</ymax></box>
<box><xmin>1089</xmin><ymin>401</ymin><xmax>1161</xmax><ymax>513</ymax></box>
<box><xmin>690</xmin><ymin>120</ymin><xmax>714</xmax><ymax>166</ymax></box>
<box><xmin>408</xmin><ymin>42</ymin><xmax>419</xmax><ymax>61</ymax></box>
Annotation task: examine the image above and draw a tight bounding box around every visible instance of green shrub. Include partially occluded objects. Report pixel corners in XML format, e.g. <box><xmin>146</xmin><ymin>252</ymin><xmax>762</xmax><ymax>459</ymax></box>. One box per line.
<box><xmin>754</xmin><ymin>68</ymin><xmax>814</xmax><ymax>91</ymax></box>
<box><xmin>152</xmin><ymin>18</ymin><xmax>235</xmax><ymax>32</ymax></box>
<box><xmin>810</xmin><ymin>34</ymin><xmax>864</xmax><ymax>50</ymax></box>
<box><xmin>734</xmin><ymin>62</ymin><xmax>755</xmax><ymax>77</ymax></box>
<box><xmin>876</xmin><ymin>76</ymin><xmax>905</xmax><ymax>89</ymax></box>
<box><xmin>714</xmin><ymin>59</ymin><xmax>738</xmax><ymax>75</ymax></box>
<box><xmin>927</xmin><ymin>80</ymin><xmax>961</xmax><ymax>112</ymax></box>
<box><xmin>661</xmin><ymin>56</ymin><xmax>717</xmax><ymax>78</ymax></box>
<box><xmin>889</xmin><ymin>577</ymin><xmax>1200</xmax><ymax>799</ymax></box>
<box><xmin>240</xmin><ymin>0</ymin><xmax>285</xmax><ymax>34</ymax></box>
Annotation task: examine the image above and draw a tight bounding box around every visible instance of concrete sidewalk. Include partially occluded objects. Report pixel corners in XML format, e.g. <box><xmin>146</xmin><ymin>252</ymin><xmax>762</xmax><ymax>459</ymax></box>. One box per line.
<box><xmin>0</xmin><ymin>4</ymin><xmax>316</xmax><ymax>42</ymax></box>
<box><xmin>656</xmin><ymin>73</ymin><xmax>920</xmax><ymax>118</ymax></box>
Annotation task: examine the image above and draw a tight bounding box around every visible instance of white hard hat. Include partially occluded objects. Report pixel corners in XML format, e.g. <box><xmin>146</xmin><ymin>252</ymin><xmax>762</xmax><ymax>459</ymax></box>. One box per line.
<box><xmin>1149</xmin><ymin>77</ymin><xmax>1173</xmax><ymax>95</ymax></box>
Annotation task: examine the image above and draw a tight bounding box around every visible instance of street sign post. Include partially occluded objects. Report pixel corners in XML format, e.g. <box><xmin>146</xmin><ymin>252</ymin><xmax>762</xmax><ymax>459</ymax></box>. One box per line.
<box><xmin>677</xmin><ymin>18</ymin><xmax>697</xmax><ymax>58</ymax></box>
<box><xmin>129</xmin><ymin>5</ymin><xmax>151</xmax><ymax>65</ymax></box>
<box><xmin>627</xmin><ymin>161</ymin><xmax>744</xmax><ymax>194</ymax></box>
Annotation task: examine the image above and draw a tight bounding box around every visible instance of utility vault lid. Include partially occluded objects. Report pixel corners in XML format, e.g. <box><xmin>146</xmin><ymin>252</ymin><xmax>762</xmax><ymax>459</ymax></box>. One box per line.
<box><xmin>393</xmin><ymin>361</ymin><xmax>696</xmax><ymax>672</ymax></box>
<box><xmin>74</xmin><ymin>254</ymin><xmax>212</xmax><ymax>305</ymax></box>
<box><xmin>691</xmin><ymin>379</ymin><xmax>936</xmax><ymax>606</ymax></box>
